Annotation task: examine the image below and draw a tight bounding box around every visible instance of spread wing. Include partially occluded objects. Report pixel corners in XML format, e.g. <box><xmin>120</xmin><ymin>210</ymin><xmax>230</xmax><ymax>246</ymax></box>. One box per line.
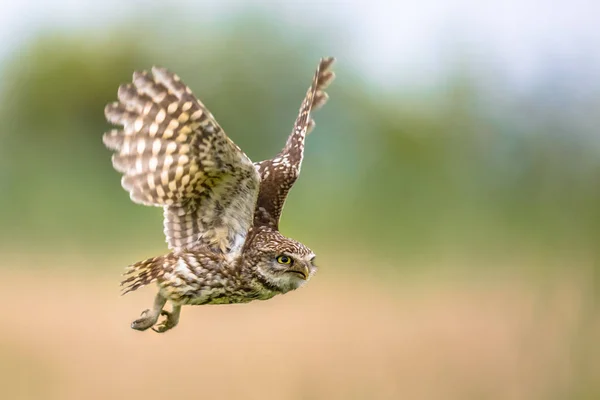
<box><xmin>104</xmin><ymin>67</ymin><xmax>260</xmax><ymax>255</ymax></box>
<box><xmin>253</xmin><ymin>57</ymin><xmax>335</xmax><ymax>228</ymax></box>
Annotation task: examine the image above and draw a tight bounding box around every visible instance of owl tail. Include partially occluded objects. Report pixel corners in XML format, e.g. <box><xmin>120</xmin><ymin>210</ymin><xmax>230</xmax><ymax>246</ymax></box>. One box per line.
<box><xmin>120</xmin><ymin>255</ymin><xmax>169</xmax><ymax>295</ymax></box>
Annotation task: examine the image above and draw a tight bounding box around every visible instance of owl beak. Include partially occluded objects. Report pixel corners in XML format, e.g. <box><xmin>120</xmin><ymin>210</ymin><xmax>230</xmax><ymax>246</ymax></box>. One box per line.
<box><xmin>288</xmin><ymin>263</ymin><xmax>310</xmax><ymax>280</ymax></box>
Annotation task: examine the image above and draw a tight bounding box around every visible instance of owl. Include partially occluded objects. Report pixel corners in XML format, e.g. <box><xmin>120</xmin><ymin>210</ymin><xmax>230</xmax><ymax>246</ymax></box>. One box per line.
<box><xmin>103</xmin><ymin>57</ymin><xmax>335</xmax><ymax>332</ymax></box>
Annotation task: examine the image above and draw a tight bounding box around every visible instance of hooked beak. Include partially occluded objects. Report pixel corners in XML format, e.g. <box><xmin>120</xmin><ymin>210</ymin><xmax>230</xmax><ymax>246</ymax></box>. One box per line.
<box><xmin>287</xmin><ymin>263</ymin><xmax>310</xmax><ymax>280</ymax></box>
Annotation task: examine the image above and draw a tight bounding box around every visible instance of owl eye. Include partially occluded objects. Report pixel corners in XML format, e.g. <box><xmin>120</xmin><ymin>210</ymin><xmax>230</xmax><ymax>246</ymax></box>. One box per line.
<box><xmin>276</xmin><ymin>255</ymin><xmax>293</xmax><ymax>265</ymax></box>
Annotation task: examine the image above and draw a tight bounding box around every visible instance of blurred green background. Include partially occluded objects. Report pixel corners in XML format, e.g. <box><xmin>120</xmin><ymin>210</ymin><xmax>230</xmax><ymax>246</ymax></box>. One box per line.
<box><xmin>0</xmin><ymin>1</ymin><xmax>598</xmax><ymax>399</ymax></box>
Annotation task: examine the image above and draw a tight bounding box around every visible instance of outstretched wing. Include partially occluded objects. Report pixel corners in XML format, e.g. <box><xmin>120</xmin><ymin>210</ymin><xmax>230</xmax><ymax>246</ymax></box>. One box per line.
<box><xmin>253</xmin><ymin>57</ymin><xmax>335</xmax><ymax>228</ymax></box>
<box><xmin>104</xmin><ymin>67</ymin><xmax>260</xmax><ymax>254</ymax></box>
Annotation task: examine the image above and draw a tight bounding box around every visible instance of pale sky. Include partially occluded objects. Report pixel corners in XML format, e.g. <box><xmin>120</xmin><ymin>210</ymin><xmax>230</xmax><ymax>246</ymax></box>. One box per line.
<box><xmin>1</xmin><ymin>0</ymin><xmax>599</xmax><ymax>89</ymax></box>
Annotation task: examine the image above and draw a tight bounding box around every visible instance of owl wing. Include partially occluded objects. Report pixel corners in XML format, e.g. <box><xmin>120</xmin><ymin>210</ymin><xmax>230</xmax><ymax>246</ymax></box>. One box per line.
<box><xmin>104</xmin><ymin>67</ymin><xmax>260</xmax><ymax>255</ymax></box>
<box><xmin>253</xmin><ymin>57</ymin><xmax>335</xmax><ymax>228</ymax></box>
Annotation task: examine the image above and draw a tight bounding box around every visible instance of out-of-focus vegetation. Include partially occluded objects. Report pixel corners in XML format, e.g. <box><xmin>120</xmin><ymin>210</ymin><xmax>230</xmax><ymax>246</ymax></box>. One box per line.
<box><xmin>1</xmin><ymin>16</ymin><xmax>598</xmax><ymax>269</ymax></box>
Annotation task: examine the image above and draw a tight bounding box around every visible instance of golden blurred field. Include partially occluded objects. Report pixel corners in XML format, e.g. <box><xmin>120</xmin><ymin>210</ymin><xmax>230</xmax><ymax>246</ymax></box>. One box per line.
<box><xmin>1</xmin><ymin>255</ymin><xmax>597</xmax><ymax>400</ymax></box>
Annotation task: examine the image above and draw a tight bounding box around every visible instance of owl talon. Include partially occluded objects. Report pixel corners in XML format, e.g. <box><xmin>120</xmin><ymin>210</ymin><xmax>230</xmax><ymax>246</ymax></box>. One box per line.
<box><xmin>130</xmin><ymin>293</ymin><xmax>167</xmax><ymax>331</ymax></box>
<box><xmin>131</xmin><ymin>313</ymin><xmax>156</xmax><ymax>331</ymax></box>
<box><xmin>130</xmin><ymin>308</ymin><xmax>154</xmax><ymax>330</ymax></box>
<box><xmin>151</xmin><ymin>306</ymin><xmax>181</xmax><ymax>333</ymax></box>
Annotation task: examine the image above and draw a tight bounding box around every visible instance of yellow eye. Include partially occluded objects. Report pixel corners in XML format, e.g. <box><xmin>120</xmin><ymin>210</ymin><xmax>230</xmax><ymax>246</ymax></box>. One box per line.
<box><xmin>276</xmin><ymin>255</ymin><xmax>292</xmax><ymax>265</ymax></box>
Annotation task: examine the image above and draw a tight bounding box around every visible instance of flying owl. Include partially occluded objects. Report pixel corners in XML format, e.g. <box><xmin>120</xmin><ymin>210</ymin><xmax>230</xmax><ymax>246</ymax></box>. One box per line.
<box><xmin>103</xmin><ymin>57</ymin><xmax>335</xmax><ymax>332</ymax></box>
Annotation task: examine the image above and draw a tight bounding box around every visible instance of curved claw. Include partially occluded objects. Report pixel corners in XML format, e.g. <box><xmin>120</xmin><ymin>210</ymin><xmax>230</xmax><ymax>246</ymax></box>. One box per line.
<box><xmin>130</xmin><ymin>293</ymin><xmax>167</xmax><ymax>331</ymax></box>
<box><xmin>151</xmin><ymin>310</ymin><xmax>171</xmax><ymax>333</ymax></box>
<box><xmin>131</xmin><ymin>309</ymin><xmax>156</xmax><ymax>331</ymax></box>
<box><xmin>152</xmin><ymin>325</ymin><xmax>168</xmax><ymax>333</ymax></box>
<box><xmin>151</xmin><ymin>307</ymin><xmax>180</xmax><ymax>333</ymax></box>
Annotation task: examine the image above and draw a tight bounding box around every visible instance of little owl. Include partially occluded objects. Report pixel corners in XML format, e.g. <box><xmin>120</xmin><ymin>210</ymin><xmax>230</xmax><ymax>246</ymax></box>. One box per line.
<box><xmin>103</xmin><ymin>57</ymin><xmax>335</xmax><ymax>332</ymax></box>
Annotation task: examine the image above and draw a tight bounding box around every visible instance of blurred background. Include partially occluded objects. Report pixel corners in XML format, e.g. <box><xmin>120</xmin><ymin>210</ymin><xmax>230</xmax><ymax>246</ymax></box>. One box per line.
<box><xmin>1</xmin><ymin>0</ymin><xmax>599</xmax><ymax>399</ymax></box>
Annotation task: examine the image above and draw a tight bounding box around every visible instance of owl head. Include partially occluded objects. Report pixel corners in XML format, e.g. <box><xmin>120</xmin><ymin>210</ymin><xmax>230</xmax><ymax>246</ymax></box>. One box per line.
<box><xmin>244</xmin><ymin>227</ymin><xmax>317</xmax><ymax>293</ymax></box>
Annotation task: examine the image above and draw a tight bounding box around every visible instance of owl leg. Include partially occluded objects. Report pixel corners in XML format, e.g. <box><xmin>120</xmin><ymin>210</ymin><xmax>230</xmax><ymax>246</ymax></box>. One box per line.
<box><xmin>152</xmin><ymin>304</ymin><xmax>181</xmax><ymax>333</ymax></box>
<box><xmin>131</xmin><ymin>292</ymin><xmax>166</xmax><ymax>331</ymax></box>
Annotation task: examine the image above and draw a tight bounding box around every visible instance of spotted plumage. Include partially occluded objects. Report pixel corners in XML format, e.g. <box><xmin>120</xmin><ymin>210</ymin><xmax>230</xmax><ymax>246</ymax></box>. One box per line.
<box><xmin>103</xmin><ymin>58</ymin><xmax>335</xmax><ymax>332</ymax></box>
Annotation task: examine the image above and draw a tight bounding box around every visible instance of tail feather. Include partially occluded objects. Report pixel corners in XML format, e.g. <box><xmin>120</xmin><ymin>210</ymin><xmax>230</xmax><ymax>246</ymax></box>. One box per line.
<box><xmin>121</xmin><ymin>255</ymin><xmax>171</xmax><ymax>295</ymax></box>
